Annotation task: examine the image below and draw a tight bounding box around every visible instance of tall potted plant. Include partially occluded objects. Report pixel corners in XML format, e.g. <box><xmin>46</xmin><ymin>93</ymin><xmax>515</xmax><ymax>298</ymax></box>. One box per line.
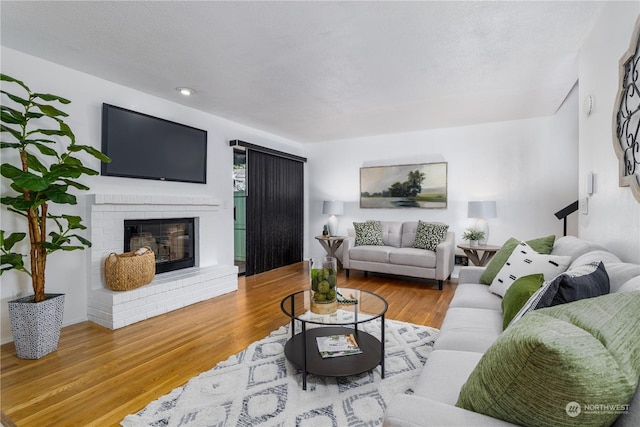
<box><xmin>0</xmin><ymin>74</ymin><xmax>110</xmax><ymax>359</ymax></box>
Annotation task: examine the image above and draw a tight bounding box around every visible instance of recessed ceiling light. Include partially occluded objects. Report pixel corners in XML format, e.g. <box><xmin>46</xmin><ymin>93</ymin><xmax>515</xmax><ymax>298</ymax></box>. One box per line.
<box><xmin>176</xmin><ymin>87</ymin><xmax>194</xmax><ymax>96</ymax></box>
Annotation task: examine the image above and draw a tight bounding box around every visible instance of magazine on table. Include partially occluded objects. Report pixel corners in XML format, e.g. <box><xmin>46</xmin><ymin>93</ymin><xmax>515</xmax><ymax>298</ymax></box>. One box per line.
<box><xmin>316</xmin><ymin>333</ymin><xmax>362</xmax><ymax>358</ymax></box>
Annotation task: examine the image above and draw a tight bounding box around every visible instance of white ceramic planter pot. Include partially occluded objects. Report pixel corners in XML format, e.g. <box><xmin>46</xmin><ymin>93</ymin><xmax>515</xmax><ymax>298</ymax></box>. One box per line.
<box><xmin>469</xmin><ymin>240</ymin><xmax>479</xmax><ymax>247</ymax></box>
<box><xmin>8</xmin><ymin>293</ymin><xmax>65</xmax><ymax>359</ymax></box>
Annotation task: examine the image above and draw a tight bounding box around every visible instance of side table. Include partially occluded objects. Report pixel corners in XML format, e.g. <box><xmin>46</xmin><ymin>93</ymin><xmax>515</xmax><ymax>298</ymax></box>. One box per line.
<box><xmin>457</xmin><ymin>244</ymin><xmax>501</xmax><ymax>267</ymax></box>
<box><xmin>315</xmin><ymin>236</ymin><xmax>345</xmax><ymax>266</ymax></box>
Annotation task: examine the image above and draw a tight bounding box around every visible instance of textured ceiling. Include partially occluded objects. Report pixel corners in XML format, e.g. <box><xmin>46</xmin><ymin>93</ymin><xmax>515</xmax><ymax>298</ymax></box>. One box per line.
<box><xmin>0</xmin><ymin>1</ymin><xmax>605</xmax><ymax>143</ymax></box>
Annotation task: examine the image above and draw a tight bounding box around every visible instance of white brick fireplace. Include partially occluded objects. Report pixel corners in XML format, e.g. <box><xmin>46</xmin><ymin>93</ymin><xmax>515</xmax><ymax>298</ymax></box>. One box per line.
<box><xmin>87</xmin><ymin>194</ymin><xmax>238</xmax><ymax>329</ymax></box>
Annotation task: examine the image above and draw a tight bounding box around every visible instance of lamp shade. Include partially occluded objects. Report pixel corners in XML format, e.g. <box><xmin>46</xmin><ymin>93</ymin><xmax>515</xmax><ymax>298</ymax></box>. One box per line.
<box><xmin>322</xmin><ymin>200</ymin><xmax>344</xmax><ymax>216</ymax></box>
<box><xmin>468</xmin><ymin>201</ymin><xmax>497</xmax><ymax>219</ymax></box>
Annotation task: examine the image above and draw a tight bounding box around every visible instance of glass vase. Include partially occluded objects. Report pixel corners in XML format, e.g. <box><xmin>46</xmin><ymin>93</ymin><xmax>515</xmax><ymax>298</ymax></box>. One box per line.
<box><xmin>310</xmin><ymin>256</ymin><xmax>338</xmax><ymax>314</ymax></box>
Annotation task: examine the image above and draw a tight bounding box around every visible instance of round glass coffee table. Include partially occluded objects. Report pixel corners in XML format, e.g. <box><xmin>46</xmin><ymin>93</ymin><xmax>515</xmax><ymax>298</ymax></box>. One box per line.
<box><xmin>280</xmin><ymin>288</ymin><xmax>388</xmax><ymax>390</ymax></box>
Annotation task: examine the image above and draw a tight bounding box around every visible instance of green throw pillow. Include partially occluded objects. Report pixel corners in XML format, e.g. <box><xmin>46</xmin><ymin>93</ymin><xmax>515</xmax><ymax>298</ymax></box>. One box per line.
<box><xmin>501</xmin><ymin>273</ymin><xmax>544</xmax><ymax>329</ymax></box>
<box><xmin>413</xmin><ymin>221</ymin><xmax>449</xmax><ymax>251</ymax></box>
<box><xmin>457</xmin><ymin>292</ymin><xmax>640</xmax><ymax>427</ymax></box>
<box><xmin>353</xmin><ymin>221</ymin><xmax>383</xmax><ymax>246</ymax></box>
<box><xmin>480</xmin><ymin>235</ymin><xmax>556</xmax><ymax>285</ymax></box>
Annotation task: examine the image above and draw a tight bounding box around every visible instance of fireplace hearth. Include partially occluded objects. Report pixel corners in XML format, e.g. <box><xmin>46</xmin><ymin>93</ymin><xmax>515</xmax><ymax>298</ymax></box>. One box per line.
<box><xmin>87</xmin><ymin>193</ymin><xmax>238</xmax><ymax>330</ymax></box>
<box><xmin>124</xmin><ymin>218</ymin><xmax>195</xmax><ymax>274</ymax></box>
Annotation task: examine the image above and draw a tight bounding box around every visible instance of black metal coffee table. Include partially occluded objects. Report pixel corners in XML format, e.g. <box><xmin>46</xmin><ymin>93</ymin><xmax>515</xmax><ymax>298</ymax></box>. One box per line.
<box><xmin>280</xmin><ymin>288</ymin><xmax>388</xmax><ymax>390</ymax></box>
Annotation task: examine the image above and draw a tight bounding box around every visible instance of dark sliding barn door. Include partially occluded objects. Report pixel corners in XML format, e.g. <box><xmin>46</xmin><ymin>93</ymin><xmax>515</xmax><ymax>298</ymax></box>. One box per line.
<box><xmin>245</xmin><ymin>149</ymin><xmax>304</xmax><ymax>276</ymax></box>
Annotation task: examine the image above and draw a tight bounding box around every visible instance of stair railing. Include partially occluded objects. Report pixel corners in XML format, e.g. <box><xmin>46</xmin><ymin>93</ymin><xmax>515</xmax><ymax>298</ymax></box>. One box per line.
<box><xmin>554</xmin><ymin>201</ymin><xmax>578</xmax><ymax>236</ymax></box>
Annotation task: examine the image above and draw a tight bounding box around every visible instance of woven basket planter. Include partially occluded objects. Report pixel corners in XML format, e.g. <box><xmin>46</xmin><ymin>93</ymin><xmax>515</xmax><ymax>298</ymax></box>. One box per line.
<box><xmin>8</xmin><ymin>293</ymin><xmax>65</xmax><ymax>359</ymax></box>
<box><xmin>104</xmin><ymin>248</ymin><xmax>156</xmax><ymax>291</ymax></box>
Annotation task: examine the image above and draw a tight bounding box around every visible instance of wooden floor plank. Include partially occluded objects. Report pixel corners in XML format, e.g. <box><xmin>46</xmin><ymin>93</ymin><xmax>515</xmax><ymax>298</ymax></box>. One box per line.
<box><xmin>1</xmin><ymin>262</ymin><xmax>456</xmax><ymax>426</ymax></box>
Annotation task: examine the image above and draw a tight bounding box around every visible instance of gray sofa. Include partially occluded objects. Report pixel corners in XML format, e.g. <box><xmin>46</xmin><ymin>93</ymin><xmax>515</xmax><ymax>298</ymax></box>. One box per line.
<box><xmin>342</xmin><ymin>221</ymin><xmax>455</xmax><ymax>290</ymax></box>
<box><xmin>383</xmin><ymin>236</ymin><xmax>640</xmax><ymax>427</ymax></box>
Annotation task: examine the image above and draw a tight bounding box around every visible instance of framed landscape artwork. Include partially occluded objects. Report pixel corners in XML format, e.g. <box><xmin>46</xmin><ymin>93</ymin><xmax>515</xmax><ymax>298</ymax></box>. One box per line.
<box><xmin>360</xmin><ymin>162</ymin><xmax>448</xmax><ymax>209</ymax></box>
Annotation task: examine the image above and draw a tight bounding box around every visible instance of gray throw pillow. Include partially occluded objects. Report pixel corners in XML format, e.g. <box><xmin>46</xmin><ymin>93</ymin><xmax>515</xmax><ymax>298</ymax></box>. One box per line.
<box><xmin>353</xmin><ymin>221</ymin><xmax>383</xmax><ymax>246</ymax></box>
<box><xmin>539</xmin><ymin>261</ymin><xmax>609</xmax><ymax>307</ymax></box>
<box><xmin>509</xmin><ymin>261</ymin><xmax>609</xmax><ymax>327</ymax></box>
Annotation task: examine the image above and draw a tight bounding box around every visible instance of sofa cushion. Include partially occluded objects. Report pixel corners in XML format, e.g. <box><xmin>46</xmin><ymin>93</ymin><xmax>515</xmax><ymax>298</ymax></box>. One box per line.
<box><xmin>381</xmin><ymin>221</ymin><xmax>403</xmax><ymax>248</ymax></box>
<box><xmin>564</xmin><ymin>250</ymin><xmax>639</xmax><ymax>293</ymax></box>
<box><xmin>488</xmin><ymin>241</ymin><xmax>571</xmax><ymax>297</ymax></box>
<box><xmin>449</xmin><ymin>283</ymin><xmax>503</xmax><ymax>311</ymax></box>
<box><xmin>509</xmin><ymin>261</ymin><xmax>609</xmax><ymax>326</ymax></box>
<box><xmin>433</xmin><ymin>307</ymin><xmax>503</xmax><ymax>353</ymax></box>
<box><xmin>456</xmin><ymin>292</ymin><xmax>640</xmax><ymax>427</ymax></box>
<box><xmin>605</xmin><ymin>262</ymin><xmax>640</xmax><ymax>293</ymax></box>
<box><xmin>569</xmin><ymin>250</ymin><xmax>621</xmax><ymax>269</ymax></box>
<box><xmin>551</xmin><ymin>235</ymin><xmax>607</xmax><ymax>263</ymax></box>
<box><xmin>349</xmin><ymin>245</ymin><xmax>391</xmax><ymax>263</ymax></box>
<box><xmin>400</xmin><ymin>221</ymin><xmax>419</xmax><ymax>247</ymax></box>
<box><xmin>354</xmin><ymin>221</ymin><xmax>383</xmax><ymax>246</ymax></box>
<box><xmin>619</xmin><ymin>276</ymin><xmax>640</xmax><ymax>292</ymax></box>
<box><xmin>385</xmin><ymin>395</ymin><xmax>520</xmax><ymax>427</ymax></box>
<box><xmin>457</xmin><ymin>266</ymin><xmax>486</xmax><ymax>285</ymax></box>
<box><xmin>480</xmin><ymin>235</ymin><xmax>556</xmax><ymax>285</ymax></box>
<box><xmin>501</xmin><ymin>273</ymin><xmax>544</xmax><ymax>330</ymax></box>
<box><xmin>389</xmin><ymin>247</ymin><xmax>436</xmax><ymax>268</ymax></box>
<box><xmin>615</xmin><ymin>386</ymin><xmax>640</xmax><ymax>427</ymax></box>
<box><xmin>413</xmin><ymin>350</ymin><xmax>484</xmax><ymax>405</ymax></box>
<box><xmin>413</xmin><ymin>221</ymin><xmax>449</xmax><ymax>251</ymax></box>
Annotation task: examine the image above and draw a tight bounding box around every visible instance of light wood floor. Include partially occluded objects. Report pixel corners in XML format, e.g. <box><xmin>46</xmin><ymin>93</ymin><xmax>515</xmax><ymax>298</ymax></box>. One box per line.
<box><xmin>1</xmin><ymin>262</ymin><xmax>456</xmax><ymax>426</ymax></box>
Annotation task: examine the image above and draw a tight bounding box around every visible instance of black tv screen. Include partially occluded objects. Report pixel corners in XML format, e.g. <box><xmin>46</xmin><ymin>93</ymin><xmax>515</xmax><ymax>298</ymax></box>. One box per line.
<box><xmin>101</xmin><ymin>103</ymin><xmax>207</xmax><ymax>183</ymax></box>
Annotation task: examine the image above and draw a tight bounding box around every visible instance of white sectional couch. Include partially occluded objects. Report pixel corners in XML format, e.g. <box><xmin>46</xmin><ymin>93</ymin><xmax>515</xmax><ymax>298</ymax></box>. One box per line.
<box><xmin>342</xmin><ymin>221</ymin><xmax>455</xmax><ymax>290</ymax></box>
<box><xmin>383</xmin><ymin>236</ymin><xmax>640</xmax><ymax>427</ymax></box>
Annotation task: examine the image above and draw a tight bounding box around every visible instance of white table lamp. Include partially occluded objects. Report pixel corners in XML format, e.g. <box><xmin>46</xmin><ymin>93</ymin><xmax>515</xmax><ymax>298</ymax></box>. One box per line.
<box><xmin>468</xmin><ymin>201</ymin><xmax>497</xmax><ymax>245</ymax></box>
<box><xmin>322</xmin><ymin>201</ymin><xmax>344</xmax><ymax>236</ymax></box>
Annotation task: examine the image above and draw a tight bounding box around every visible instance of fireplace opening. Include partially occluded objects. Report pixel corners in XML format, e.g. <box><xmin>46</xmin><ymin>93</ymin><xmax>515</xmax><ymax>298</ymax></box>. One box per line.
<box><xmin>124</xmin><ymin>218</ymin><xmax>195</xmax><ymax>274</ymax></box>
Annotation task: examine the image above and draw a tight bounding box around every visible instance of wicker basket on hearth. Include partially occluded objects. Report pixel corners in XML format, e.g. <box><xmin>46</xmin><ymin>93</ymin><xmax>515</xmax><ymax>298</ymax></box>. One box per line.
<box><xmin>104</xmin><ymin>247</ymin><xmax>156</xmax><ymax>291</ymax></box>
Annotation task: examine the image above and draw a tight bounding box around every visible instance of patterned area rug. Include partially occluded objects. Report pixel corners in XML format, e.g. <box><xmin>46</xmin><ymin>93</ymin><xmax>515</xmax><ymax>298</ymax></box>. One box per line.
<box><xmin>121</xmin><ymin>317</ymin><xmax>438</xmax><ymax>426</ymax></box>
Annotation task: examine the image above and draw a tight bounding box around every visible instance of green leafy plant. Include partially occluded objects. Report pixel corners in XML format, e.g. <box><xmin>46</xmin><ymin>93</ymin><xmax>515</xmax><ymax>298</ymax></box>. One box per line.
<box><xmin>462</xmin><ymin>228</ymin><xmax>485</xmax><ymax>242</ymax></box>
<box><xmin>0</xmin><ymin>74</ymin><xmax>110</xmax><ymax>302</ymax></box>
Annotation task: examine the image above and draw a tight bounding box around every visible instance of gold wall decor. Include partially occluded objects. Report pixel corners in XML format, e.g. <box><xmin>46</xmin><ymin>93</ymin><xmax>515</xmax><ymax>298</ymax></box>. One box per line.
<box><xmin>613</xmin><ymin>15</ymin><xmax>640</xmax><ymax>203</ymax></box>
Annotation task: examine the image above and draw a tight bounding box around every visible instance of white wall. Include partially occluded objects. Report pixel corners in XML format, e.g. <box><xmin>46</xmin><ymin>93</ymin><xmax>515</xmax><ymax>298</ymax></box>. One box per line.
<box><xmin>0</xmin><ymin>47</ymin><xmax>304</xmax><ymax>342</ymax></box>
<box><xmin>578</xmin><ymin>4</ymin><xmax>640</xmax><ymax>263</ymax></box>
<box><xmin>306</xmin><ymin>84</ymin><xmax>579</xmax><ymax>261</ymax></box>
<box><xmin>3</xmin><ymin>47</ymin><xmax>579</xmax><ymax>341</ymax></box>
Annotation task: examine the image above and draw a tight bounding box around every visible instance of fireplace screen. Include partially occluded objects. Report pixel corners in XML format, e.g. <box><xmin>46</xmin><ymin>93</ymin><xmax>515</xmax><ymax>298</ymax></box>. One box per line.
<box><xmin>124</xmin><ymin>218</ymin><xmax>195</xmax><ymax>274</ymax></box>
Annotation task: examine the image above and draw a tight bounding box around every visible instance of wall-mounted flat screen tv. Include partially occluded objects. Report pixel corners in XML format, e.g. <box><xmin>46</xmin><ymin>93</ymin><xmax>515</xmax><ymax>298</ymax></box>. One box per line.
<box><xmin>101</xmin><ymin>103</ymin><xmax>207</xmax><ymax>183</ymax></box>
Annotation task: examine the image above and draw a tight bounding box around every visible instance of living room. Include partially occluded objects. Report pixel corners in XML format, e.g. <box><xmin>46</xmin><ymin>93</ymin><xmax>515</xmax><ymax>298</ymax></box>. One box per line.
<box><xmin>1</xmin><ymin>1</ymin><xmax>639</xmax><ymax>426</ymax></box>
